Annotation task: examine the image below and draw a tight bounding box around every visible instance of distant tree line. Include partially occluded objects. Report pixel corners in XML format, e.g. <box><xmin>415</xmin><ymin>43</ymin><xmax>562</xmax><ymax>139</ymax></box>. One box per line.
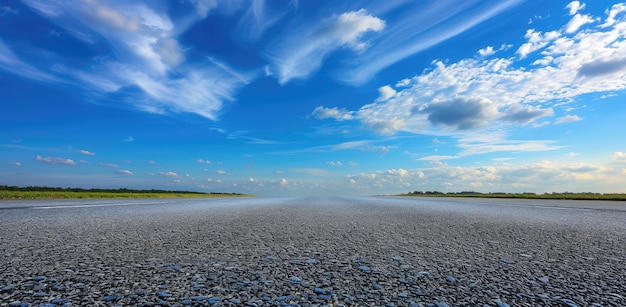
<box><xmin>401</xmin><ymin>190</ymin><xmax>626</xmax><ymax>200</ymax></box>
<box><xmin>0</xmin><ymin>185</ymin><xmax>243</xmax><ymax>195</ymax></box>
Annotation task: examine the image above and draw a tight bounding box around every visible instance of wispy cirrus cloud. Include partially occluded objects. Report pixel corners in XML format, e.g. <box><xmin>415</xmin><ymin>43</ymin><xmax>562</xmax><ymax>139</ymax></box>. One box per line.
<box><xmin>9</xmin><ymin>0</ymin><xmax>252</xmax><ymax>121</ymax></box>
<box><xmin>0</xmin><ymin>6</ymin><xmax>19</xmax><ymax>16</ymax></box>
<box><xmin>266</xmin><ymin>8</ymin><xmax>385</xmax><ymax>84</ymax></box>
<box><xmin>0</xmin><ymin>40</ymin><xmax>62</xmax><ymax>83</ymax></box>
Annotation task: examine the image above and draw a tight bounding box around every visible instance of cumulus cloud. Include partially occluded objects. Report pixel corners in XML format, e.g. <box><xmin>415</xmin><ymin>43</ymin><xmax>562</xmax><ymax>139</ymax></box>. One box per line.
<box><xmin>317</xmin><ymin>4</ymin><xmax>626</xmax><ymax>154</ymax></box>
<box><xmin>280</xmin><ymin>178</ymin><xmax>288</xmax><ymax>186</ymax></box>
<box><xmin>422</xmin><ymin>97</ymin><xmax>498</xmax><ymax>130</ymax></box>
<box><xmin>116</xmin><ymin>169</ymin><xmax>133</xmax><ymax>175</ymax></box>
<box><xmin>267</xmin><ymin>9</ymin><xmax>384</xmax><ymax>84</ymax></box>
<box><xmin>565</xmin><ymin>13</ymin><xmax>594</xmax><ymax>33</ymax></box>
<box><xmin>375</xmin><ymin>85</ymin><xmax>396</xmax><ymax>102</ymax></box>
<box><xmin>326</xmin><ymin>161</ymin><xmax>342</xmax><ymax>167</ymax></box>
<box><xmin>7</xmin><ymin>162</ymin><xmax>21</xmax><ymax>166</ymax></box>
<box><xmin>555</xmin><ymin>115</ymin><xmax>583</xmax><ymax>124</ymax></box>
<box><xmin>34</xmin><ymin>155</ymin><xmax>76</xmax><ymax>165</ymax></box>
<box><xmin>159</xmin><ymin>171</ymin><xmax>180</xmax><ymax>178</ymax></box>
<box><xmin>566</xmin><ymin>1</ymin><xmax>586</xmax><ymax>16</ymax></box>
<box><xmin>577</xmin><ymin>57</ymin><xmax>626</xmax><ymax>79</ymax></box>
<box><xmin>600</xmin><ymin>3</ymin><xmax>626</xmax><ymax>27</ymax></box>
<box><xmin>478</xmin><ymin>46</ymin><xmax>495</xmax><ymax>57</ymax></box>
<box><xmin>311</xmin><ymin>106</ymin><xmax>354</xmax><ymax>121</ymax></box>
<box><xmin>216</xmin><ymin>170</ymin><xmax>227</xmax><ymax>175</ymax></box>
<box><xmin>347</xmin><ymin>159</ymin><xmax>626</xmax><ymax>194</ymax></box>
<box><xmin>500</xmin><ymin>103</ymin><xmax>553</xmax><ymax>125</ymax></box>
<box><xmin>612</xmin><ymin>152</ymin><xmax>626</xmax><ymax>163</ymax></box>
<box><xmin>516</xmin><ymin>29</ymin><xmax>559</xmax><ymax>58</ymax></box>
<box><xmin>99</xmin><ymin>162</ymin><xmax>119</xmax><ymax>168</ymax></box>
<box><xmin>78</xmin><ymin>149</ymin><xmax>96</xmax><ymax>156</ymax></box>
<box><xmin>197</xmin><ymin>159</ymin><xmax>212</xmax><ymax>164</ymax></box>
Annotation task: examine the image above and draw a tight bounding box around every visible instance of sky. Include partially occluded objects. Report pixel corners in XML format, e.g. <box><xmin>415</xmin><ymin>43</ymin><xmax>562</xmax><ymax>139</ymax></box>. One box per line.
<box><xmin>1</xmin><ymin>0</ymin><xmax>626</xmax><ymax>196</ymax></box>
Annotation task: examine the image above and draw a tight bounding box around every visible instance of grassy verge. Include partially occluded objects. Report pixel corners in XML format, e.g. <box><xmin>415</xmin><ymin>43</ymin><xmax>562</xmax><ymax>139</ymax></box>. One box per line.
<box><xmin>396</xmin><ymin>192</ymin><xmax>626</xmax><ymax>201</ymax></box>
<box><xmin>0</xmin><ymin>187</ymin><xmax>252</xmax><ymax>200</ymax></box>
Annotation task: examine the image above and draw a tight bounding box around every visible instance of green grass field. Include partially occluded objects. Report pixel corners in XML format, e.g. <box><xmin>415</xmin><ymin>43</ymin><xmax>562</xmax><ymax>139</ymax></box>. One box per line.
<box><xmin>0</xmin><ymin>186</ymin><xmax>251</xmax><ymax>200</ymax></box>
<box><xmin>397</xmin><ymin>192</ymin><xmax>626</xmax><ymax>201</ymax></box>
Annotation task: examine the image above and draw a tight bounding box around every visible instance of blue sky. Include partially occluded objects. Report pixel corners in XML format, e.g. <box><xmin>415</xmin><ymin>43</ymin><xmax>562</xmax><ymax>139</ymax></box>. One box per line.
<box><xmin>1</xmin><ymin>0</ymin><xmax>626</xmax><ymax>196</ymax></box>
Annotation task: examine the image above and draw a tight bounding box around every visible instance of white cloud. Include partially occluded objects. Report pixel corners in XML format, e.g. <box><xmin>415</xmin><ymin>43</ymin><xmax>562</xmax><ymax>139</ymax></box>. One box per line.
<box><xmin>216</xmin><ymin>170</ymin><xmax>227</xmax><ymax>175</ymax></box>
<box><xmin>311</xmin><ymin>106</ymin><xmax>354</xmax><ymax>121</ymax></box>
<box><xmin>7</xmin><ymin>162</ymin><xmax>21</xmax><ymax>166</ymax></box>
<box><xmin>267</xmin><ymin>9</ymin><xmax>384</xmax><ymax>84</ymax></box>
<box><xmin>99</xmin><ymin>162</ymin><xmax>119</xmax><ymax>168</ymax></box>
<box><xmin>34</xmin><ymin>155</ymin><xmax>76</xmax><ymax>165</ymax></box>
<box><xmin>478</xmin><ymin>46</ymin><xmax>495</xmax><ymax>57</ymax></box>
<box><xmin>375</xmin><ymin>85</ymin><xmax>396</xmax><ymax>102</ymax></box>
<box><xmin>565</xmin><ymin>13</ymin><xmax>594</xmax><ymax>34</ymax></box>
<box><xmin>347</xmin><ymin>159</ymin><xmax>626</xmax><ymax>194</ymax></box>
<box><xmin>317</xmin><ymin>4</ymin><xmax>626</xmax><ymax>150</ymax></box>
<box><xmin>197</xmin><ymin>159</ymin><xmax>212</xmax><ymax>164</ymax></box>
<box><xmin>555</xmin><ymin>115</ymin><xmax>583</xmax><ymax>124</ymax></box>
<box><xmin>612</xmin><ymin>152</ymin><xmax>626</xmax><ymax>163</ymax></box>
<box><xmin>189</xmin><ymin>0</ymin><xmax>218</xmax><ymax>18</ymax></box>
<box><xmin>387</xmin><ymin>168</ymin><xmax>409</xmax><ymax>177</ymax></box>
<box><xmin>566</xmin><ymin>1</ymin><xmax>586</xmax><ymax>16</ymax></box>
<box><xmin>280</xmin><ymin>178</ymin><xmax>288</xmax><ymax>186</ymax></box>
<box><xmin>600</xmin><ymin>3</ymin><xmax>626</xmax><ymax>28</ymax></box>
<box><xmin>116</xmin><ymin>169</ymin><xmax>133</xmax><ymax>175</ymax></box>
<box><xmin>516</xmin><ymin>29</ymin><xmax>559</xmax><ymax>58</ymax></box>
<box><xmin>15</xmin><ymin>0</ymin><xmax>250</xmax><ymax>121</ymax></box>
<box><xmin>123</xmin><ymin>136</ymin><xmax>134</xmax><ymax>142</ymax></box>
<box><xmin>159</xmin><ymin>171</ymin><xmax>180</xmax><ymax>178</ymax></box>
<box><xmin>340</xmin><ymin>1</ymin><xmax>523</xmax><ymax>85</ymax></box>
<box><xmin>0</xmin><ymin>39</ymin><xmax>62</xmax><ymax>83</ymax></box>
<box><xmin>326</xmin><ymin>161</ymin><xmax>342</xmax><ymax>167</ymax></box>
<box><xmin>248</xmin><ymin>177</ymin><xmax>255</xmax><ymax>183</ymax></box>
<box><xmin>236</xmin><ymin>0</ymin><xmax>288</xmax><ymax>41</ymax></box>
<box><xmin>78</xmin><ymin>150</ymin><xmax>95</xmax><ymax>156</ymax></box>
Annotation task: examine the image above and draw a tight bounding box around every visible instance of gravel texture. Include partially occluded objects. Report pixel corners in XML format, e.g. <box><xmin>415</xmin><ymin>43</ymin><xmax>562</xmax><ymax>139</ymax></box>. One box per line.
<box><xmin>0</xmin><ymin>196</ymin><xmax>624</xmax><ymax>306</ymax></box>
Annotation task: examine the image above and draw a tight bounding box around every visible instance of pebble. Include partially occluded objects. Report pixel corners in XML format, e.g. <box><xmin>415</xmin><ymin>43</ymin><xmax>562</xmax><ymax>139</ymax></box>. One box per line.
<box><xmin>1</xmin><ymin>198</ymin><xmax>624</xmax><ymax>306</ymax></box>
<box><xmin>103</xmin><ymin>294</ymin><xmax>120</xmax><ymax>302</ymax></box>
<box><xmin>287</xmin><ymin>276</ymin><xmax>301</xmax><ymax>283</ymax></box>
<box><xmin>358</xmin><ymin>265</ymin><xmax>372</xmax><ymax>273</ymax></box>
